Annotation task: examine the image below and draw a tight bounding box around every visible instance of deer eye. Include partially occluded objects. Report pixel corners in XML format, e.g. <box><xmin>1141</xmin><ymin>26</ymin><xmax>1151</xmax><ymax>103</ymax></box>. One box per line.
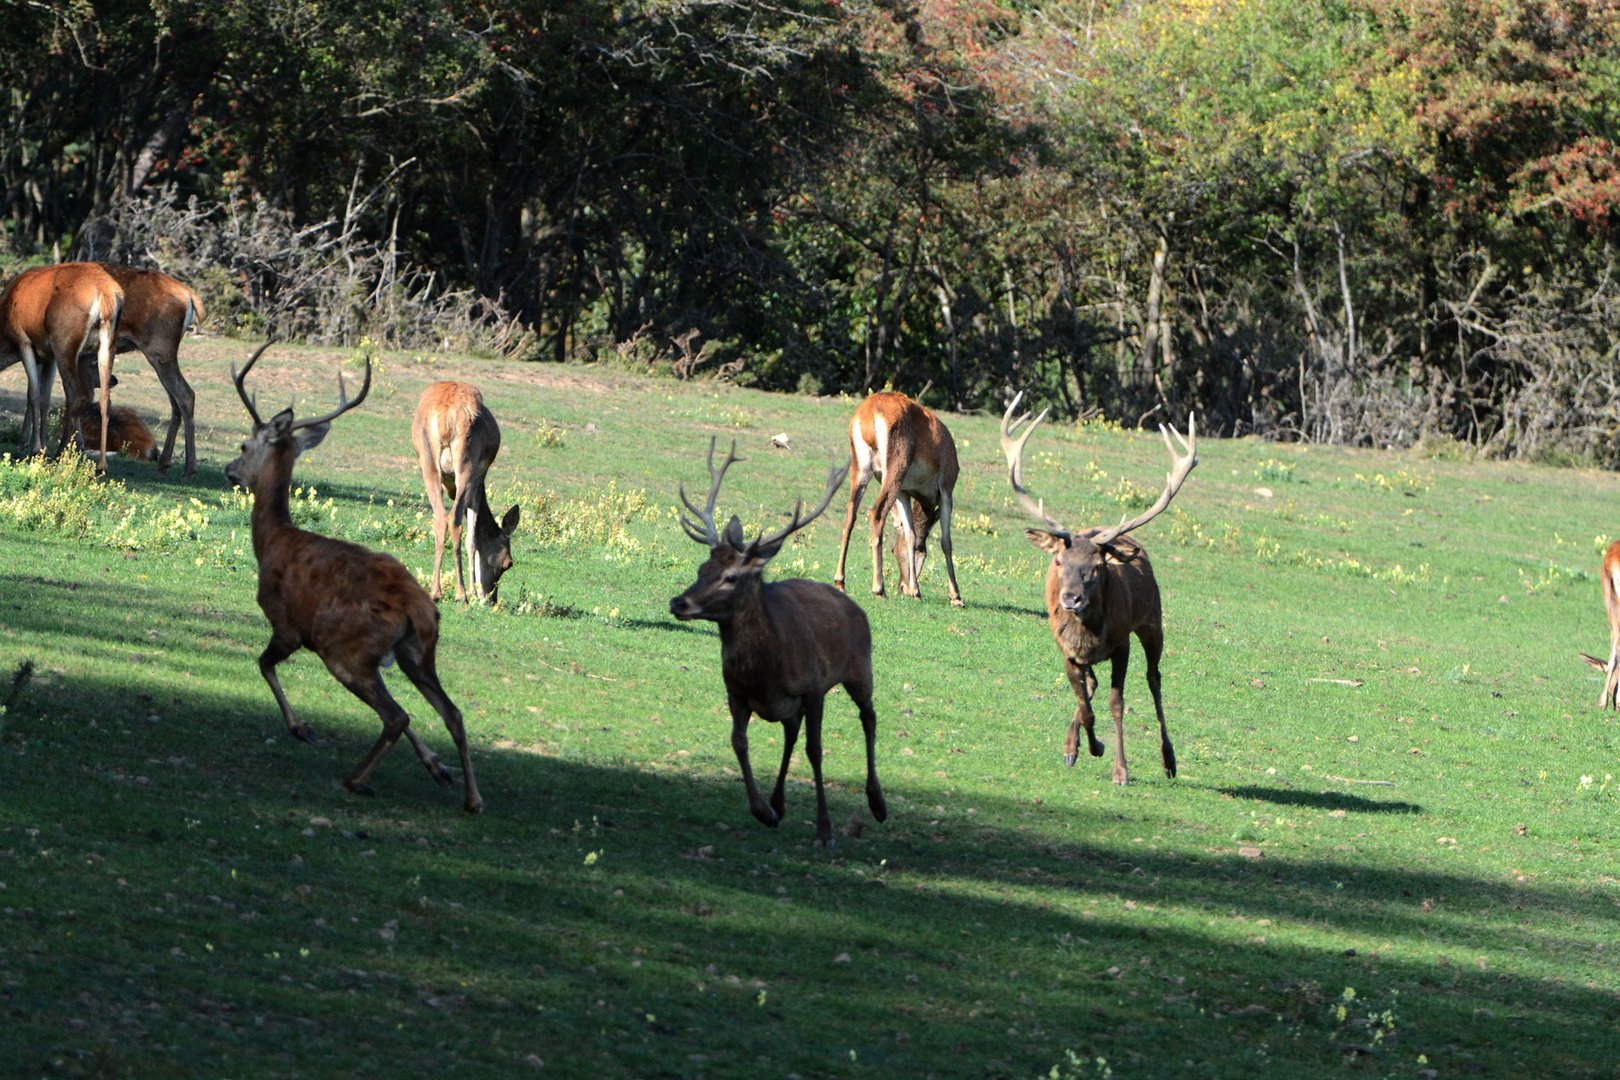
<box><xmin>721</xmin><ymin>571</ymin><xmax>741</xmax><ymax>584</ymax></box>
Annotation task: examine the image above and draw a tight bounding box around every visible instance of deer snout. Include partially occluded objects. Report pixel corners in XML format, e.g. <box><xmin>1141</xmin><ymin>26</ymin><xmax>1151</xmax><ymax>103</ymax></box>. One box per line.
<box><xmin>1058</xmin><ymin>591</ymin><xmax>1086</xmax><ymax>613</ymax></box>
<box><xmin>670</xmin><ymin>594</ymin><xmax>700</xmax><ymax>620</ymax></box>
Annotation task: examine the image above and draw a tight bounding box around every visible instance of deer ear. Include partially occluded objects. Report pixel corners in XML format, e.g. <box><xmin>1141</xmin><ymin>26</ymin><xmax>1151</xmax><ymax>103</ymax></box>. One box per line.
<box><xmin>267</xmin><ymin>408</ymin><xmax>295</xmax><ymax>438</ymax></box>
<box><xmin>722</xmin><ymin>515</ymin><xmax>746</xmax><ymax>549</ymax></box>
<box><xmin>292</xmin><ymin>422</ymin><xmax>331</xmax><ymax>454</ymax></box>
<box><xmin>1025</xmin><ymin>529</ymin><xmax>1067</xmax><ymax>555</ymax></box>
<box><xmin>500</xmin><ymin>504</ymin><xmax>521</xmax><ymax>536</ymax></box>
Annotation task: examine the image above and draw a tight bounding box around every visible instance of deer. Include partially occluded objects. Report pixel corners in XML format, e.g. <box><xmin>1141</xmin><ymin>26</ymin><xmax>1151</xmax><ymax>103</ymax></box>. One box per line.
<box><xmin>411</xmin><ymin>381</ymin><xmax>521</xmax><ymax>604</ymax></box>
<box><xmin>0</xmin><ymin>262</ymin><xmax>122</xmax><ymax>468</ymax></box>
<box><xmin>83</xmin><ymin>264</ymin><xmax>205</xmax><ymax>477</ymax></box>
<box><xmin>833</xmin><ymin>391</ymin><xmax>963</xmax><ymax>606</ymax></box>
<box><xmin>226</xmin><ymin>342</ymin><xmax>483</xmax><ymax>813</ymax></box>
<box><xmin>75</xmin><ymin>400</ymin><xmax>158</xmax><ymax>462</ymax></box>
<box><xmin>1578</xmin><ymin>540</ymin><xmax>1620</xmax><ymax>708</ymax></box>
<box><xmin>669</xmin><ymin>438</ymin><xmax>888</xmax><ymax>846</ymax></box>
<box><xmin>1000</xmin><ymin>392</ymin><xmax>1197</xmax><ymax>784</ymax></box>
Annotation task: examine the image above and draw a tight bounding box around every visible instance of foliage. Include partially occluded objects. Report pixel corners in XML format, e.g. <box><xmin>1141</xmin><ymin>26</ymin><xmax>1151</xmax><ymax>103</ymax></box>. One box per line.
<box><xmin>2</xmin><ymin>1</ymin><xmax>1619</xmax><ymax>459</ymax></box>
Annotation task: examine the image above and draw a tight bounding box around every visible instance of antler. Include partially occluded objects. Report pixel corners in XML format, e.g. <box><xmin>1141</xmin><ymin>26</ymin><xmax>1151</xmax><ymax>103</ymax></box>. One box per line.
<box><xmin>290</xmin><ymin>353</ymin><xmax>373</xmax><ymax>432</ymax></box>
<box><xmin>1000</xmin><ymin>392</ymin><xmax>1069</xmax><ymax>537</ymax></box>
<box><xmin>231</xmin><ymin>341</ymin><xmax>372</xmax><ymax>433</ymax></box>
<box><xmin>678</xmin><ymin>437</ymin><xmax>744</xmax><ymax>546</ymax></box>
<box><xmin>1089</xmin><ymin>415</ymin><xmax>1198</xmax><ymax>546</ymax></box>
<box><xmin>752</xmin><ymin>456</ymin><xmax>846</xmax><ymax>552</ymax></box>
<box><xmin>231</xmin><ymin>340</ymin><xmax>275</xmax><ymax>427</ymax></box>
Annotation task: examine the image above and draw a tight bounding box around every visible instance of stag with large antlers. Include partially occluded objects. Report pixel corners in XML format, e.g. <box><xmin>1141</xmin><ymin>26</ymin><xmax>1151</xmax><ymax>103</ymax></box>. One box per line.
<box><xmin>1579</xmin><ymin>540</ymin><xmax>1620</xmax><ymax>708</ymax></box>
<box><xmin>1001</xmin><ymin>394</ymin><xmax>1197</xmax><ymax>784</ymax></box>
<box><xmin>226</xmin><ymin>344</ymin><xmax>482</xmax><ymax>812</ymax></box>
<box><xmin>833</xmin><ymin>392</ymin><xmax>964</xmax><ymax>606</ymax></box>
<box><xmin>669</xmin><ymin>439</ymin><xmax>887</xmax><ymax>845</ymax></box>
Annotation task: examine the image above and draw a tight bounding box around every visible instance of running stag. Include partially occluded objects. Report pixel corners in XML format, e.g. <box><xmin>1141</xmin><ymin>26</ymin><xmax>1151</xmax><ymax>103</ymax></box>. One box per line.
<box><xmin>1001</xmin><ymin>393</ymin><xmax>1197</xmax><ymax>784</ymax></box>
<box><xmin>227</xmin><ymin>344</ymin><xmax>482</xmax><ymax>812</ymax></box>
<box><xmin>670</xmin><ymin>438</ymin><xmax>887</xmax><ymax>845</ymax></box>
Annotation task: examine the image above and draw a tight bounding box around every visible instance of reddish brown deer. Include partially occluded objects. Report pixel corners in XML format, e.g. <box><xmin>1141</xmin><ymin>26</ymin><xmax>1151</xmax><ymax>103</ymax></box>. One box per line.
<box><xmin>75</xmin><ymin>401</ymin><xmax>157</xmax><ymax>462</ymax></box>
<box><xmin>0</xmin><ymin>263</ymin><xmax>122</xmax><ymax>467</ymax></box>
<box><xmin>90</xmin><ymin>265</ymin><xmax>205</xmax><ymax>477</ymax></box>
<box><xmin>670</xmin><ymin>438</ymin><xmax>887</xmax><ymax>845</ymax></box>
<box><xmin>226</xmin><ymin>343</ymin><xmax>483</xmax><ymax>813</ymax></box>
<box><xmin>1001</xmin><ymin>393</ymin><xmax>1197</xmax><ymax>784</ymax></box>
<box><xmin>411</xmin><ymin>382</ymin><xmax>521</xmax><ymax>604</ymax></box>
<box><xmin>1579</xmin><ymin>540</ymin><xmax>1620</xmax><ymax>708</ymax></box>
<box><xmin>833</xmin><ymin>391</ymin><xmax>963</xmax><ymax>606</ymax></box>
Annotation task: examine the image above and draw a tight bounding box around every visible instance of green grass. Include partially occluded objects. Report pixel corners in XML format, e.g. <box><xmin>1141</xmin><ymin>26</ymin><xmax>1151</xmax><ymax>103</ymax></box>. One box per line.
<box><xmin>2</xmin><ymin>340</ymin><xmax>1619</xmax><ymax>1078</ymax></box>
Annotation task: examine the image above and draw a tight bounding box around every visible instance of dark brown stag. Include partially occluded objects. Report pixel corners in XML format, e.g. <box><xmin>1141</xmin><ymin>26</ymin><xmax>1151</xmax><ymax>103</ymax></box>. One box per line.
<box><xmin>226</xmin><ymin>343</ymin><xmax>482</xmax><ymax>812</ymax></box>
<box><xmin>669</xmin><ymin>439</ymin><xmax>887</xmax><ymax>845</ymax></box>
<box><xmin>1001</xmin><ymin>393</ymin><xmax>1197</xmax><ymax>784</ymax></box>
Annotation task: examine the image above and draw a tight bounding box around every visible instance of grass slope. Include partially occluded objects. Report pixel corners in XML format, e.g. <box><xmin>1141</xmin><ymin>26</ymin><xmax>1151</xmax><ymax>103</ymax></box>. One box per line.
<box><xmin>2</xmin><ymin>340</ymin><xmax>1618</xmax><ymax>1079</ymax></box>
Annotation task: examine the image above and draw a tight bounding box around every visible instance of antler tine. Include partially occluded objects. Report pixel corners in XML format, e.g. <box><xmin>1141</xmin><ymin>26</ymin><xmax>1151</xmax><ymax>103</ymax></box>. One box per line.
<box><xmin>230</xmin><ymin>340</ymin><xmax>275</xmax><ymax>427</ymax></box>
<box><xmin>999</xmin><ymin>392</ymin><xmax>1068</xmax><ymax>537</ymax></box>
<box><xmin>1090</xmin><ymin>413</ymin><xmax>1198</xmax><ymax>546</ymax></box>
<box><xmin>754</xmin><ymin>454</ymin><xmax>847</xmax><ymax>551</ymax></box>
<box><xmin>677</xmin><ymin>436</ymin><xmax>743</xmax><ymax>546</ymax></box>
<box><xmin>290</xmin><ymin>353</ymin><xmax>374</xmax><ymax>432</ymax></box>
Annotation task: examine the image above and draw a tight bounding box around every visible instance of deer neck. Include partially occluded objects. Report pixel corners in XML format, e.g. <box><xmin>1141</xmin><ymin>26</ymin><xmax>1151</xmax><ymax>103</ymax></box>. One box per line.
<box><xmin>248</xmin><ymin>455</ymin><xmax>300</xmax><ymax>562</ymax></box>
<box><xmin>467</xmin><ymin>474</ymin><xmax>500</xmax><ymax>541</ymax></box>
<box><xmin>716</xmin><ymin>580</ymin><xmax>780</xmax><ymax>680</ymax></box>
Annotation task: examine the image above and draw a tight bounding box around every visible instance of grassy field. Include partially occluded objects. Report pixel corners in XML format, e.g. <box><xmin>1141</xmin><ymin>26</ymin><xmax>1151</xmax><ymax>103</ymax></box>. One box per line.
<box><xmin>2</xmin><ymin>338</ymin><xmax>1618</xmax><ymax>1079</ymax></box>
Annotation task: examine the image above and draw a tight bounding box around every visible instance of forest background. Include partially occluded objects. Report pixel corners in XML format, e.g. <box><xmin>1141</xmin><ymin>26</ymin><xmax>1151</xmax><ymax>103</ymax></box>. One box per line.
<box><xmin>4</xmin><ymin>0</ymin><xmax>1618</xmax><ymax>462</ymax></box>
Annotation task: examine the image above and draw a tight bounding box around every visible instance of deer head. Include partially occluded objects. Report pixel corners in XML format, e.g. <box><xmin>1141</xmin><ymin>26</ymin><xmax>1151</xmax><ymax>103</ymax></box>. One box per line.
<box><xmin>225</xmin><ymin>342</ymin><xmax>372</xmax><ymax>490</ymax></box>
<box><xmin>1000</xmin><ymin>393</ymin><xmax>1197</xmax><ymax>618</ymax></box>
<box><xmin>468</xmin><ymin>503</ymin><xmax>521</xmax><ymax>604</ymax></box>
<box><xmin>670</xmin><ymin>437</ymin><xmax>844</xmax><ymax>623</ymax></box>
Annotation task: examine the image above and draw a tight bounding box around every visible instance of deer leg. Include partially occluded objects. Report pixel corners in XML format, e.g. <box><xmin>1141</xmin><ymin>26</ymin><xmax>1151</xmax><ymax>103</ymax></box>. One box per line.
<box><xmin>728</xmin><ymin>690</ymin><xmax>777</xmax><ymax>827</ymax></box>
<box><xmin>398</xmin><ymin>650</ymin><xmax>484</xmax><ymax>813</ymax></box>
<box><xmin>1139</xmin><ymin>623</ymin><xmax>1176</xmax><ymax>778</ymax></box>
<box><xmin>769</xmin><ymin>714</ymin><xmax>802</xmax><ymax>821</ymax></box>
<box><xmin>417</xmin><ymin>444</ymin><xmax>451</xmax><ymax>600</ymax></box>
<box><xmin>1107</xmin><ymin>644</ymin><xmax>1132</xmax><ymax>785</ymax></box>
<box><xmin>259</xmin><ymin>636</ymin><xmax>316</xmax><ymax>744</ymax></box>
<box><xmin>833</xmin><ymin>467</ymin><xmax>870</xmax><ymax>593</ymax></box>
<box><xmin>937</xmin><ymin>486</ymin><xmax>963</xmax><ymax>607</ymax></box>
<box><xmin>17</xmin><ymin>341</ymin><xmax>47</xmax><ymax>455</ymax></box>
<box><xmin>1063</xmin><ymin>656</ymin><xmax>1102</xmax><ymax>766</ymax></box>
<box><xmin>867</xmin><ymin>481</ymin><xmax>902</xmax><ymax>599</ymax></box>
<box><xmin>448</xmin><ymin>481</ymin><xmax>474</xmax><ymax>605</ymax></box>
<box><xmin>890</xmin><ymin>492</ymin><xmax>923</xmax><ymax>598</ymax></box>
<box><xmin>331</xmin><ymin>670</ymin><xmax>412</xmax><ymax>798</ymax></box>
<box><xmin>150</xmin><ymin>356</ymin><xmax>197</xmax><ymax>477</ymax></box>
<box><xmin>802</xmin><ymin>694</ymin><xmax>833</xmax><ymax>846</ymax></box>
<box><xmin>848</xmin><ymin>680</ymin><xmax>887</xmax><ymax>823</ymax></box>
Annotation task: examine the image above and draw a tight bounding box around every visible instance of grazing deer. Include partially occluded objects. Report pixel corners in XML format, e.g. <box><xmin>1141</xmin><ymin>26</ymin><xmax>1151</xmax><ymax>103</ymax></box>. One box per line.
<box><xmin>75</xmin><ymin>401</ymin><xmax>157</xmax><ymax>461</ymax></box>
<box><xmin>411</xmin><ymin>381</ymin><xmax>521</xmax><ymax>604</ymax></box>
<box><xmin>88</xmin><ymin>265</ymin><xmax>204</xmax><ymax>477</ymax></box>
<box><xmin>1579</xmin><ymin>540</ymin><xmax>1620</xmax><ymax>708</ymax></box>
<box><xmin>1001</xmin><ymin>393</ymin><xmax>1197</xmax><ymax>784</ymax></box>
<box><xmin>226</xmin><ymin>343</ymin><xmax>483</xmax><ymax>813</ymax></box>
<box><xmin>0</xmin><ymin>263</ymin><xmax>122</xmax><ymax>467</ymax></box>
<box><xmin>833</xmin><ymin>391</ymin><xmax>963</xmax><ymax>606</ymax></box>
<box><xmin>670</xmin><ymin>438</ymin><xmax>887</xmax><ymax>845</ymax></box>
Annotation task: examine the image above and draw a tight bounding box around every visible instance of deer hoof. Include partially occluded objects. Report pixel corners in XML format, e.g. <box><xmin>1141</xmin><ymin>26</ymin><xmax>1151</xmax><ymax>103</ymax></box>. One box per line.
<box><xmin>291</xmin><ymin>724</ymin><xmax>318</xmax><ymax>745</ymax></box>
<box><xmin>429</xmin><ymin>762</ymin><xmax>455</xmax><ymax>787</ymax></box>
<box><xmin>344</xmin><ymin>780</ymin><xmax>378</xmax><ymax>797</ymax></box>
<box><xmin>1088</xmin><ymin>739</ymin><xmax>1106</xmax><ymax>757</ymax></box>
<box><xmin>750</xmin><ymin>805</ymin><xmax>781</xmax><ymax>828</ymax></box>
<box><xmin>1063</xmin><ymin>752</ymin><xmax>1078</xmax><ymax>767</ymax></box>
<box><xmin>868</xmin><ymin>790</ymin><xmax>888</xmax><ymax>822</ymax></box>
<box><xmin>949</xmin><ymin>597</ymin><xmax>964</xmax><ymax>608</ymax></box>
<box><xmin>464</xmin><ymin>798</ymin><xmax>484</xmax><ymax>814</ymax></box>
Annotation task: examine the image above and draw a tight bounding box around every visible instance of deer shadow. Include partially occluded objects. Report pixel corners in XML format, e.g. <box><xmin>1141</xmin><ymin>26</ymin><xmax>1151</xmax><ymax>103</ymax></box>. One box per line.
<box><xmin>1218</xmin><ymin>783</ymin><xmax>1424</xmax><ymax>815</ymax></box>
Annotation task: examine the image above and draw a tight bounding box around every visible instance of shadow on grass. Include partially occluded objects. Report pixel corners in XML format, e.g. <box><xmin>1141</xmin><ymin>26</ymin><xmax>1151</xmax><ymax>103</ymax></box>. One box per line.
<box><xmin>1218</xmin><ymin>783</ymin><xmax>1424</xmax><ymax>815</ymax></box>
